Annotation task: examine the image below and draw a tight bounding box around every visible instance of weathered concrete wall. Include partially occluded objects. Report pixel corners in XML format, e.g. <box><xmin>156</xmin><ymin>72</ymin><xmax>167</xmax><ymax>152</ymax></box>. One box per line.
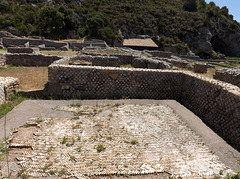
<box><xmin>0</xmin><ymin>77</ymin><xmax>19</xmax><ymax>104</ymax></box>
<box><xmin>214</xmin><ymin>68</ymin><xmax>240</xmax><ymax>87</ymax></box>
<box><xmin>6</xmin><ymin>53</ymin><xmax>61</xmax><ymax>66</ymax></box>
<box><xmin>3</xmin><ymin>37</ymin><xmax>67</xmax><ymax>49</ymax></box>
<box><xmin>47</xmin><ymin>60</ymin><xmax>240</xmax><ymax>150</ymax></box>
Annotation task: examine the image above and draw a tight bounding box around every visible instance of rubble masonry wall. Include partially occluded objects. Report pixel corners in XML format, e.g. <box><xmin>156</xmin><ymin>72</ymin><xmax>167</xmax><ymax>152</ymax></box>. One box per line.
<box><xmin>6</xmin><ymin>53</ymin><xmax>61</xmax><ymax>66</ymax></box>
<box><xmin>214</xmin><ymin>68</ymin><xmax>240</xmax><ymax>88</ymax></box>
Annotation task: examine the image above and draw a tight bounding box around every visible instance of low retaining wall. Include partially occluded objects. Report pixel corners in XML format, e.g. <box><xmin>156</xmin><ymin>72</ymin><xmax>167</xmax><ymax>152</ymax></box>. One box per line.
<box><xmin>159</xmin><ymin>57</ymin><xmax>211</xmax><ymax>73</ymax></box>
<box><xmin>71</xmin><ymin>54</ymin><xmax>172</xmax><ymax>69</ymax></box>
<box><xmin>6</xmin><ymin>53</ymin><xmax>61</xmax><ymax>66</ymax></box>
<box><xmin>47</xmin><ymin>59</ymin><xmax>240</xmax><ymax>150</ymax></box>
<box><xmin>7</xmin><ymin>47</ymin><xmax>39</xmax><ymax>54</ymax></box>
<box><xmin>145</xmin><ymin>50</ymin><xmax>172</xmax><ymax>58</ymax></box>
<box><xmin>82</xmin><ymin>52</ymin><xmax>135</xmax><ymax>65</ymax></box>
<box><xmin>214</xmin><ymin>68</ymin><xmax>240</xmax><ymax>88</ymax></box>
<box><xmin>3</xmin><ymin>37</ymin><xmax>67</xmax><ymax>49</ymax></box>
<box><xmin>0</xmin><ymin>77</ymin><xmax>19</xmax><ymax>104</ymax></box>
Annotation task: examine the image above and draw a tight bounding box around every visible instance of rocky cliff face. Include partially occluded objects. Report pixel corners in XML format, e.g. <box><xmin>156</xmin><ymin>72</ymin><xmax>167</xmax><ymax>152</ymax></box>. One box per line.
<box><xmin>186</xmin><ymin>17</ymin><xmax>240</xmax><ymax>59</ymax></box>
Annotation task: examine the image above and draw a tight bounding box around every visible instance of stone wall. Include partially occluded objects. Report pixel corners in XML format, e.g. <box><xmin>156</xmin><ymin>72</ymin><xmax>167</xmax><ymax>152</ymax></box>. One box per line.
<box><xmin>69</xmin><ymin>39</ymin><xmax>107</xmax><ymax>50</ymax></box>
<box><xmin>71</xmin><ymin>54</ymin><xmax>172</xmax><ymax>69</ymax></box>
<box><xmin>3</xmin><ymin>37</ymin><xmax>67</xmax><ymax>49</ymax></box>
<box><xmin>0</xmin><ymin>52</ymin><xmax>6</xmax><ymax>65</ymax></box>
<box><xmin>70</xmin><ymin>55</ymin><xmax>121</xmax><ymax>67</ymax></box>
<box><xmin>7</xmin><ymin>47</ymin><xmax>39</xmax><ymax>54</ymax></box>
<box><xmin>6</xmin><ymin>53</ymin><xmax>61</xmax><ymax>66</ymax></box>
<box><xmin>0</xmin><ymin>77</ymin><xmax>19</xmax><ymax>104</ymax></box>
<box><xmin>214</xmin><ymin>68</ymin><xmax>240</xmax><ymax>87</ymax></box>
<box><xmin>145</xmin><ymin>50</ymin><xmax>172</xmax><ymax>58</ymax></box>
<box><xmin>47</xmin><ymin>59</ymin><xmax>240</xmax><ymax>150</ymax></box>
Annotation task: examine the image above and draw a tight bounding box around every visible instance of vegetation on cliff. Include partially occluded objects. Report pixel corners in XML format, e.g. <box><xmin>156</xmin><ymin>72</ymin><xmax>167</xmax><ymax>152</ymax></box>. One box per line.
<box><xmin>0</xmin><ymin>0</ymin><xmax>239</xmax><ymax>56</ymax></box>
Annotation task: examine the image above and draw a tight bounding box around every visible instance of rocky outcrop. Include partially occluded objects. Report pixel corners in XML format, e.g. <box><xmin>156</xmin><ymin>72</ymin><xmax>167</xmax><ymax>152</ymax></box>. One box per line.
<box><xmin>186</xmin><ymin>26</ymin><xmax>213</xmax><ymax>59</ymax></box>
<box><xmin>186</xmin><ymin>16</ymin><xmax>240</xmax><ymax>58</ymax></box>
<box><xmin>209</xmin><ymin>17</ymin><xmax>240</xmax><ymax>58</ymax></box>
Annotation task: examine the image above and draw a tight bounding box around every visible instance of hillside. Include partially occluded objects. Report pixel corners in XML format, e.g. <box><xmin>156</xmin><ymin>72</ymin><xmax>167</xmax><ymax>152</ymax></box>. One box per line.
<box><xmin>1</xmin><ymin>0</ymin><xmax>240</xmax><ymax>58</ymax></box>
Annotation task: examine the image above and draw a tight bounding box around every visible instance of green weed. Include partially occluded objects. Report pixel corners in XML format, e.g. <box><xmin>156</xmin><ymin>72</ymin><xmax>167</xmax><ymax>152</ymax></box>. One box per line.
<box><xmin>96</xmin><ymin>145</ymin><xmax>106</xmax><ymax>153</ymax></box>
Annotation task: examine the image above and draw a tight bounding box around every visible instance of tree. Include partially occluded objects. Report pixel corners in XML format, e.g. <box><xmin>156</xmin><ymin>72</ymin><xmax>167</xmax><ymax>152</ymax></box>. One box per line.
<box><xmin>59</xmin><ymin>6</ymin><xmax>81</xmax><ymax>32</ymax></box>
<box><xmin>0</xmin><ymin>0</ymin><xmax>9</xmax><ymax>12</ymax></box>
<box><xmin>183</xmin><ymin>0</ymin><xmax>197</xmax><ymax>12</ymax></box>
<box><xmin>85</xmin><ymin>12</ymin><xmax>118</xmax><ymax>42</ymax></box>
<box><xmin>219</xmin><ymin>6</ymin><xmax>229</xmax><ymax>17</ymax></box>
<box><xmin>38</xmin><ymin>6</ymin><xmax>65</xmax><ymax>39</ymax></box>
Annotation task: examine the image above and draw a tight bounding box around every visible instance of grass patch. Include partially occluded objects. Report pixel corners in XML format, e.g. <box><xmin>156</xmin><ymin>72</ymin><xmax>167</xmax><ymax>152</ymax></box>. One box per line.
<box><xmin>226</xmin><ymin>57</ymin><xmax>240</xmax><ymax>61</ymax></box>
<box><xmin>61</xmin><ymin>136</ymin><xmax>67</xmax><ymax>145</ymax></box>
<box><xmin>120</xmin><ymin>64</ymin><xmax>133</xmax><ymax>68</ymax></box>
<box><xmin>58</xmin><ymin>168</ymin><xmax>69</xmax><ymax>177</ymax></box>
<box><xmin>0</xmin><ymin>142</ymin><xmax>9</xmax><ymax>160</ymax></box>
<box><xmin>0</xmin><ymin>93</ymin><xmax>26</xmax><ymax>119</ymax></box>
<box><xmin>69</xmin><ymin>103</ymin><xmax>82</xmax><ymax>107</ymax></box>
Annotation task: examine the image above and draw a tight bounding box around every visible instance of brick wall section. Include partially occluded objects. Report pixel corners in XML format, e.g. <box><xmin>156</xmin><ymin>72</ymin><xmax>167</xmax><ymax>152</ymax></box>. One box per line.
<box><xmin>47</xmin><ymin>59</ymin><xmax>240</xmax><ymax>150</ymax></box>
<box><xmin>6</xmin><ymin>53</ymin><xmax>61</xmax><ymax>66</ymax></box>
<box><xmin>214</xmin><ymin>68</ymin><xmax>240</xmax><ymax>88</ymax></box>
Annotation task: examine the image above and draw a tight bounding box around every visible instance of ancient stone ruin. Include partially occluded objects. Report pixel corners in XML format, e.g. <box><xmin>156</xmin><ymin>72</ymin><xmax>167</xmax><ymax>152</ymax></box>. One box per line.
<box><xmin>0</xmin><ymin>77</ymin><xmax>19</xmax><ymax>105</ymax></box>
<box><xmin>46</xmin><ymin>55</ymin><xmax>240</xmax><ymax>151</ymax></box>
<box><xmin>214</xmin><ymin>68</ymin><xmax>240</xmax><ymax>87</ymax></box>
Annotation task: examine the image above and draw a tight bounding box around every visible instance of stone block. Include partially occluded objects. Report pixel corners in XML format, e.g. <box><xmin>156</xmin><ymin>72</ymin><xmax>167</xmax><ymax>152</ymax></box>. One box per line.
<box><xmin>132</xmin><ymin>58</ymin><xmax>148</xmax><ymax>68</ymax></box>
<box><xmin>193</xmin><ymin>63</ymin><xmax>208</xmax><ymax>73</ymax></box>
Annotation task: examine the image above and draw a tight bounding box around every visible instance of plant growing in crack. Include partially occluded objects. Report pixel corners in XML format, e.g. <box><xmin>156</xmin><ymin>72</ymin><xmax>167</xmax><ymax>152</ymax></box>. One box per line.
<box><xmin>130</xmin><ymin>140</ymin><xmax>138</xmax><ymax>145</ymax></box>
<box><xmin>66</xmin><ymin>138</ymin><xmax>75</xmax><ymax>147</ymax></box>
<box><xmin>76</xmin><ymin>146</ymin><xmax>82</xmax><ymax>152</ymax></box>
<box><xmin>69</xmin><ymin>154</ymin><xmax>77</xmax><ymax>162</ymax></box>
<box><xmin>69</xmin><ymin>103</ymin><xmax>82</xmax><ymax>107</ymax></box>
<box><xmin>96</xmin><ymin>145</ymin><xmax>106</xmax><ymax>153</ymax></box>
<box><xmin>61</xmin><ymin>136</ymin><xmax>67</xmax><ymax>145</ymax></box>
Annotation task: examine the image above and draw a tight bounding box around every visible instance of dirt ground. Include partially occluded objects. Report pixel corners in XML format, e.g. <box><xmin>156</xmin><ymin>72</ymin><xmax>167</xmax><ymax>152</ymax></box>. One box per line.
<box><xmin>0</xmin><ymin>66</ymin><xmax>48</xmax><ymax>91</ymax></box>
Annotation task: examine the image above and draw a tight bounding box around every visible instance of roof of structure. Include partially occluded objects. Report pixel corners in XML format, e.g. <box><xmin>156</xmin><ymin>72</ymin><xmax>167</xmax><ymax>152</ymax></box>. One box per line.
<box><xmin>123</xmin><ymin>38</ymin><xmax>158</xmax><ymax>48</ymax></box>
